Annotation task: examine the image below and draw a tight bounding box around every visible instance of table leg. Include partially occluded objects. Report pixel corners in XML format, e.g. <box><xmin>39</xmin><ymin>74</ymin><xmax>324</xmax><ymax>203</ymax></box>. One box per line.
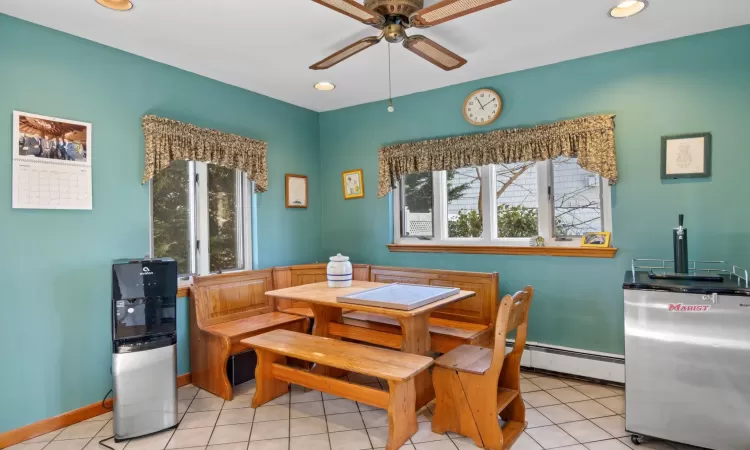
<box><xmin>398</xmin><ymin>314</ymin><xmax>434</xmax><ymax>410</ymax></box>
<box><xmin>310</xmin><ymin>304</ymin><xmax>348</xmax><ymax>378</ymax></box>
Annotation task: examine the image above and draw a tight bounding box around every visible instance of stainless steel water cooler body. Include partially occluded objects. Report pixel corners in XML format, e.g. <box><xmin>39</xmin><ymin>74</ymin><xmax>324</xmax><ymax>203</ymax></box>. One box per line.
<box><xmin>112</xmin><ymin>258</ymin><xmax>179</xmax><ymax>441</ymax></box>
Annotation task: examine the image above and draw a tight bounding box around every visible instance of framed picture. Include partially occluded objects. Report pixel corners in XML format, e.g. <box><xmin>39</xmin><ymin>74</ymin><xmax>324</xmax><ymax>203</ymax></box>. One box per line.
<box><xmin>285</xmin><ymin>174</ymin><xmax>308</xmax><ymax>208</ymax></box>
<box><xmin>581</xmin><ymin>231</ymin><xmax>611</xmax><ymax>247</ymax></box>
<box><xmin>661</xmin><ymin>132</ymin><xmax>712</xmax><ymax>179</ymax></box>
<box><xmin>342</xmin><ymin>169</ymin><xmax>364</xmax><ymax>200</ymax></box>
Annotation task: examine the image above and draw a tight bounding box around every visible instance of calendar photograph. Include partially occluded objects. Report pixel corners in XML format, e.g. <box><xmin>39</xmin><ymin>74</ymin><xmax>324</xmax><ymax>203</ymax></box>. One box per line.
<box><xmin>12</xmin><ymin>111</ymin><xmax>93</xmax><ymax>210</ymax></box>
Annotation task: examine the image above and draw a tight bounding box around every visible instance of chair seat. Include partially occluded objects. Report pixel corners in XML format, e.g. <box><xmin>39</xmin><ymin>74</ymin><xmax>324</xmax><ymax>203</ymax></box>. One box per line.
<box><xmin>434</xmin><ymin>344</ymin><xmax>493</xmax><ymax>375</ymax></box>
<box><xmin>204</xmin><ymin>312</ymin><xmax>307</xmax><ymax>343</ymax></box>
<box><xmin>343</xmin><ymin>311</ymin><xmax>489</xmax><ymax>340</ymax></box>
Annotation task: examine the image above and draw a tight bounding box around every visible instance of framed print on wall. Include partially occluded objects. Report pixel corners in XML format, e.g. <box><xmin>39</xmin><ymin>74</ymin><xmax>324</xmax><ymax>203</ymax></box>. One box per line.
<box><xmin>661</xmin><ymin>132</ymin><xmax>712</xmax><ymax>179</ymax></box>
<box><xmin>285</xmin><ymin>174</ymin><xmax>308</xmax><ymax>208</ymax></box>
<box><xmin>342</xmin><ymin>169</ymin><xmax>364</xmax><ymax>200</ymax></box>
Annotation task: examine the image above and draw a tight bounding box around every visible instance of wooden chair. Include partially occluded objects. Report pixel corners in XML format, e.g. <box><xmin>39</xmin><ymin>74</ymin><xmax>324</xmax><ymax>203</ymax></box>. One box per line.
<box><xmin>431</xmin><ymin>286</ymin><xmax>534</xmax><ymax>450</ymax></box>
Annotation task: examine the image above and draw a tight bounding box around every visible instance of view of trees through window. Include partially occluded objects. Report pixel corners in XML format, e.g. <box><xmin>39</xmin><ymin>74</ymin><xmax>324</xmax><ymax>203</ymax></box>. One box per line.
<box><xmin>207</xmin><ymin>164</ymin><xmax>241</xmax><ymax>273</ymax></box>
<box><xmin>152</xmin><ymin>160</ymin><xmax>191</xmax><ymax>274</ymax></box>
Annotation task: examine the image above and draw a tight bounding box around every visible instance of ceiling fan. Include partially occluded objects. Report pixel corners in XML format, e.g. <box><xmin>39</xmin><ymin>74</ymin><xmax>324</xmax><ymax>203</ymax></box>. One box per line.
<box><xmin>310</xmin><ymin>0</ymin><xmax>512</xmax><ymax>71</ymax></box>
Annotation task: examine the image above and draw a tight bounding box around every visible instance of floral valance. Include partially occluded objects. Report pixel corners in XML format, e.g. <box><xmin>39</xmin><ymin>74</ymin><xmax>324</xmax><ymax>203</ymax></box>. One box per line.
<box><xmin>142</xmin><ymin>115</ymin><xmax>268</xmax><ymax>192</ymax></box>
<box><xmin>377</xmin><ymin>114</ymin><xmax>617</xmax><ymax>198</ymax></box>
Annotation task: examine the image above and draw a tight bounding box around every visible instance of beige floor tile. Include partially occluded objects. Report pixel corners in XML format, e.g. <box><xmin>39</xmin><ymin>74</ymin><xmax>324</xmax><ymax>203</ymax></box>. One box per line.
<box><xmin>531</xmin><ymin>377</ymin><xmax>569</xmax><ymax>390</ymax></box>
<box><xmin>291</xmin><ymin>389</ymin><xmax>323</xmax><ymax>404</ymax></box>
<box><xmin>536</xmin><ymin>405</ymin><xmax>585</xmax><ymax>424</ymax></box>
<box><xmin>547</xmin><ymin>388</ymin><xmax>590</xmax><ymax>404</ymax></box>
<box><xmin>21</xmin><ymin>429</ymin><xmax>64</xmax><ymax>443</ymax></box>
<box><xmin>166</xmin><ymin>428</ymin><xmax>213</xmax><ymax>449</ymax></box>
<box><xmin>234</xmin><ymin>381</ymin><xmax>257</xmax><ymax>397</ymax></box>
<box><xmin>290</xmin><ymin>416</ymin><xmax>327</xmax><ymax>437</ymax></box>
<box><xmin>357</xmin><ymin>401</ymin><xmax>380</xmax><ymax>412</ymax></box>
<box><xmin>217</xmin><ymin>407</ymin><xmax>255</xmax><ymax>425</ymax></box>
<box><xmin>510</xmin><ymin>433</ymin><xmax>544</xmax><ymax>450</ymax></box>
<box><xmin>8</xmin><ymin>443</ymin><xmax>50</xmax><ymax>450</ymax></box>
<box><xmin>417</xmin><ymin>408</ymin><xmax>433</xmax><ymax>423</ymax></box>
<box><xmin>605</xmin><ymin>387</ymin><xmax>625</xmax><ymax>396</ymax></box>
<box><xmin>452</xmin><ymin>437</ymin><xmax>484</xmax><ymax>449</ymax></box>
<box><xmin>524</xmin><ymin>392</ymin><xmax>561</xmax><ymax>408</ymax></box>
<box><xmin>521</xmin><ymin>379</ymin><xmax>543</xmax><ymax>393</ymax></box>
<box><xmin>322</xmin><ymin>392</ymin><xmax>340</xmax><ymax>401</ymax></box>
<box><xmin>195</xmin><ymin>390</ymin><xmax>221</xmax><ymax>400</ymax></box>
<box><xmin>526</xmin><ymin>408</ymin><xmax>554</xmax><ymax>428</ymax></box>
<box><xmin>208</xmin><ymin>424</ymin><xmax>252</xmax><ymax>445</ymax></box>
<box><xmin>207</xmin><ymin>443</ymin><xmax>246</xmax><ymax>450</ymax></box>
<box><xmin>361</xmin><ymin>409</ymin><xmax>389</xmax><ymax>428</ymax></box>
<box><xmin>573</xmin><ymin>385</ymin><xmax>619</xmax><ymax>400</ymax></box>
<box><xmin>188</xmin><ymin>398</ymin><xmax>224</xmax><ymax>413</ymax></box>
<box><xmin>410</xmin><ymin>422</ymin><xmax>450</xmax><ymax>444</ymax></box>
<box><xmin>290</xmin><ymin>433</ymin><xmax>331</xmax><ymax>450</ymax></box>
<box><xmin>247</xmin><ymin>437</ymin><xmax>288</xmax><ymax>450</ymax></box>
<box><xmin>83</xmin><ymin>436</ymin><xmax>128</xmax><ymax>450</ymax></box>
<box><xmin>290</xmin><ymin>400</ymin><xmax>325</xmax><ymax>418</ymax></box>
<box><xmin>413</xmin><ymin>441</ymin><xmax>458</xmax><ymax>449</ymax></box>
<box><xmin>365</xmin><ymin>426</ymin><xmax>390</xmax><ymax>448</ymax></box>
<box><xmin>328</xmin><ymin>429</ymin><xmax>371</xmax><ymax>450</ymax></box>
<box><xmin>596</xmin><ymin>397</ymin><xmax>624</xmax><ymax>415</ymax></box>
<box><xmin>94</xmin><ymin>420</ymin><xmax>114</xmax><ymax>437</ymax></box>
<box><xmin>525</xmin><ymin>425</ymin><xmax>578</xmax><ymax>449</ymax></box>
<box><xmin>179</xmin><ymin>401</ymin><xmax>193</xmax><ymax>414</ymax></box>
<box><xmin>567</xmin><ymin>401</ymin><xmax>616</xmax><ymax>420</ymax></box>
<box><xmin>374</xmin><ymin>445</ymin><xmax>415</xmax><ymax>450</ymax></box>
<box><xmin>178</xmin><ymin>386</ymin><xmax>200</xmax><ymax>400</ymax></box>
<box><xmin>618</xmin><ymin>437</ymin><xmax>676</xmax><ymax>450</ymax></box>
<box><xmin>265</xmin><ymin>394</ymin><xmax>290</xmax><ymax>406</ymax></box>
<box><xmin>590</xmin><ymin>416</ymin><xmax>629</xmax><ymax>438</ymax></box>
<box><xmin>250</xmin><ymin>420</ymin><xmax>289</xmax><ymax>441</ymax></box>
<box><xmin>521</xmin><ymin>371</ymin><xmax>541</xmax><ymax>379</ymax></box>
<box><xmin>179</xmin><ymin>411</ymin><xmax>220</xmax><ymax>429</ymax></box>
<box><xmin>254</xmin><ymin>405</ymin><xmax>290</xmax><ymax>422</ymax></box>
<box><xmin>327</xmin><ymin>412</ymin><xmax>365</xmax><ymax>432</ymax></box>
<box><xmin>44</xmin><ymin>439</ymin><xmax>94</xmax><ymax>450</ymax></box>
<box><xmin>86</xmin><ymin>412</ymin><xmax>113</xmax><ymax>422</ymax></box>
<box><xmin>124</xmin><ymin>429</ymin><xmax>175</xmax><ymax>450</ymax></box>
<box><xmin>55</xmin><ymin>421</ymin><xmax>107</xmax><ymax>440</ymax></box>
<box><xmin>559</xmin><ymin>421</ymin><xmax>613</xmax><ymax>443</ymax></box>
<box><xmin>223</xmin><ymin>395</ymin><xmax>253</xmax><ymax>410</ymax></box>
<box><xmin>323</xmin><ymin>399</ymin><xmax>359</xmax><ymax>415</ymax></box>
<box><xmin>551</xmin><ymin>446</ymin><xmax>587</xmax><ymax>450</ymax></box>
<box><xmin>584</xmin><ymin>439</ymin><xmax>632</xmax><ymax>450</ymax></box>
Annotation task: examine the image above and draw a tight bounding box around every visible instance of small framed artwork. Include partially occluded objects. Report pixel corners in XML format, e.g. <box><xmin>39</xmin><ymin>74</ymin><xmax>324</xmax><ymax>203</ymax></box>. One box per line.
<box><xmin>342</xmin><ymin>169</ymin><xmax>364</xmax><ymax>200</ymax></box>
<box><xmin>285</xmin><ymin>174</ymin><xmax>308</xmax><ymax>208</ymax></box>
<box><xmin>581</xmin><ymin>231</ymin><xmax>611</xmax><ymax>248</ymax></box>
<box><xmin>661</xmin><ymin>132</ymin><xmax>712</xmax><ymax>179</ymax></box>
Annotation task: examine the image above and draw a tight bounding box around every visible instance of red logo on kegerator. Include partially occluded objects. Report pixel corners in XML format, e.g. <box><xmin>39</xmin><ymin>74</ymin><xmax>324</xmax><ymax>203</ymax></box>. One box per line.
<box><xmin>668</xmin><ymin>303</ymin><xmax>711</xmax><ymax>312</ymax></box>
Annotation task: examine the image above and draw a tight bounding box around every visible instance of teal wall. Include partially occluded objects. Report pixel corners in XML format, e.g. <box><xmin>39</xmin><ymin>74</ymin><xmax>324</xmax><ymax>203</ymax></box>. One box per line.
<box><xmin>319</xmin><ymin>26</ymin><xmax>750</xmax><ymax>355</ymax></box>
<box><xmin>0</xmin><ymin>14</ymin><xmax>321</xmax><ymax>434</ymax></box>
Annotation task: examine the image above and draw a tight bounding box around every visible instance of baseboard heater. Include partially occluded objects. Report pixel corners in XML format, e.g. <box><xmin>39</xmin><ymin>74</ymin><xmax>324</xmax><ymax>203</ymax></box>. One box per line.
<box><xmin>508</xmin><ymin>341</ymin><xmax>625</xmax><ymax>384</ymax></box>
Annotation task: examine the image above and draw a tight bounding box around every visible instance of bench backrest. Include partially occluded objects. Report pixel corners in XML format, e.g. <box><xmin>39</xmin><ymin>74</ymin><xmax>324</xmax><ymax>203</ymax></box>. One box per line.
<box><xmin>273</xmin><ymin>263</ymin><xmax>371</xmax><ymax>310</ymax></box>
<box><xmin>191</xmin><ymin>270</ymin><xmax>276</xmax><ymax>327</ymax></box>
<box><xmin>369</xmin><ymin>266</ymin><xmax>499</xmax><ymax>326</ymax></box>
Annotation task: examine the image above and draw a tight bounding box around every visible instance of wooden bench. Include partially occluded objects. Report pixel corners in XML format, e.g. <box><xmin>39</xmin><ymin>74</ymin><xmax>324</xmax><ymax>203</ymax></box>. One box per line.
<box><xmin>189</xmin><ymin>270</ymin><xmax>309</xmax><ymax>400</ymax></box>
<box><xmin>343</xmin><ymin>266</ymin><xmax>499</xmax><ymax>353</ymax></box>
<box><xmin>244</xmin><ymin>329</ymin><xmax>433</xmax><ymax>450</ymax></box>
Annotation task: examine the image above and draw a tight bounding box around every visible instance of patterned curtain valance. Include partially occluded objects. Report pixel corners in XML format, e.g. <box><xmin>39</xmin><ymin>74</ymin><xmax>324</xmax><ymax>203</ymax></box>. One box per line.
<box><xmin>377</xmin><ymin>114</ymin><xmax>617</xmax><ymax>198</ymax></box>
<box><xmin>142</xmin><ymin>115</ymin><xmax>268</xmax><ymax>192</ymax></box>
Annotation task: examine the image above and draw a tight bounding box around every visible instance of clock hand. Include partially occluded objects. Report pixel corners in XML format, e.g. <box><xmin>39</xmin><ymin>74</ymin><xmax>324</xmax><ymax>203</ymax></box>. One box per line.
<box><xmin>475</xmin><ymin>97</ymin><xmax>485</xmax><ymax>110</ymax></box>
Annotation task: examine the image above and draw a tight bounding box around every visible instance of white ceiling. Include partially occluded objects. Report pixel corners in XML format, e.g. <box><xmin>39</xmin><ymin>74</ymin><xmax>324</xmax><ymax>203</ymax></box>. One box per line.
<box><xmin>2</xmin><ymin>0</ymin><xmax>749</xmax><ymax>112</ymax></box>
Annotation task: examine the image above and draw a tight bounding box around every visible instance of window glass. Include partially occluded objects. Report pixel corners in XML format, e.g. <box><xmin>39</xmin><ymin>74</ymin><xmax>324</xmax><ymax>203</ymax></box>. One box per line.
<box><xmin>401</xmin><ymin>172</ymin><xmax>434</xmax><ymax>237</ymax></box>
<box><xmin>553</xmin><ymin>157</ymin><xmax>603</xmax><ymax>236</ymax></box>
<box><xmin>495</xmin><ymin>162</ymin><xmax>539</xmax><ymax>237</ymax></box>
<box><xmin>447</xmin><ymin>167</ymin><xmax>482</xmax><ymax>238</ymax></box>
<box><xmin>208</xmin><ymin>164</ymin><xmax>242</xmax><ymax>272</ymax></box>
<box><xmin>152</xmin><ymin>160</ymin><xmax>191</xmax><ymax>274</ymax></box>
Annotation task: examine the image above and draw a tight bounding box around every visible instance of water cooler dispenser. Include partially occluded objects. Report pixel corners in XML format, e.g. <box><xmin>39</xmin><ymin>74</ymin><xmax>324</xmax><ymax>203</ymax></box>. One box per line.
<box><xmin>112</xmin><ymin>258</ymin><xmax>178</xmax><ymax>441</ymax></box>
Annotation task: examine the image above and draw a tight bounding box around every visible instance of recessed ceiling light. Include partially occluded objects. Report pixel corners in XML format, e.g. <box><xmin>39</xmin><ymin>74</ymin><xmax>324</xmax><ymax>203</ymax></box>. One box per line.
<box><xmin>95</xmin><ymin>0</ymin><xmax>133</xmax><ymax>11</ymax></box>
<box><xmin>609</xmin><ymin>0</ymin><xmax>648</xmax><ymax>18</ymax></box>
<box><xmin>314</xmin><ymin>82</ymin><xmax>336</xmax><ymax>91</ymax></box>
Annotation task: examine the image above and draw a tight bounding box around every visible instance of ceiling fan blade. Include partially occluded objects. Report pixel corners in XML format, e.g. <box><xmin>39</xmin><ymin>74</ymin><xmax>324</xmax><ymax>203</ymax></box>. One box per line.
<box><xmin>310</xmin><ymin>36</ymin><xmax>382</xmax><ymax>70</ymax></box>
<box><xmin>403</xmin><ymin>35</ymin><xmax>467</xmax><ymax>71</ymax></box>
<box><xmin>311</xmin><ymin>0</ymin><xmax>384</xmax><ymax>26</ymax></box>
<box><xmin>411</xmin><ymin>0</ymin><xmax>511</xmax><ymax>28</ymax></box>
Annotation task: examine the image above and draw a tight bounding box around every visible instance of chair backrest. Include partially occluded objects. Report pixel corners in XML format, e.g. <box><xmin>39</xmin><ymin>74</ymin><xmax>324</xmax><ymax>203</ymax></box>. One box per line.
<box><xmin>489</xmin><ymin>286</ymin><xmax>534</xmax><ymax>375</ymax></box>
<box><xmin>369</xmin><ymin>266</ymin><xmax>499</xmax><ymax>326</ymax></box>
<box><xmin>191</xmin><ymin>270</ymin><xmax>276</xmax><ymax>327</ymax></box>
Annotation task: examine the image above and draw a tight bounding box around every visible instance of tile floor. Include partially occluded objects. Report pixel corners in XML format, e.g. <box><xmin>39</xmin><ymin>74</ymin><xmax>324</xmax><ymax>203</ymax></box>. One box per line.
<box><xmin>8</xmin><ymin>371</ymin><xmax>702</xmax><ymax>450</ymax></box>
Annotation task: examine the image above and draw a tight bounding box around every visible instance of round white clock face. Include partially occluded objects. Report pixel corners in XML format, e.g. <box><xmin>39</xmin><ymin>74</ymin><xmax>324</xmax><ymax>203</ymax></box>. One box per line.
<box><xmin>463</xmin><ymin>89</ymin><xmax>502</xmax><ymax>126</ymax></box>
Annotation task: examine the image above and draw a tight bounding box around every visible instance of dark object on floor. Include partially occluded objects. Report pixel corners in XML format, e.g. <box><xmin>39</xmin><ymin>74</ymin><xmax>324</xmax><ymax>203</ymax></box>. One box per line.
<box><xmin>227</xmin><ymin>350</ymin><xmax>257</xmax><ymax>386</ymax></box>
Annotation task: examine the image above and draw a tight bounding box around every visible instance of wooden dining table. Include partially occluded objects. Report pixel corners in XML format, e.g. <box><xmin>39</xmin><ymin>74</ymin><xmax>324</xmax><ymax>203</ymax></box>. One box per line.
<box><xmin>264</xmin><ymin>280</ymin><xmax>476</xmax><ymax>409</ymax></box>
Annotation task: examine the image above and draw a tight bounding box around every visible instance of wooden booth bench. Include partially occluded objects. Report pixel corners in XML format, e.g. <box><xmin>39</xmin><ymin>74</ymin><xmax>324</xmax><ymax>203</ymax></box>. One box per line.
<box><xmin>189</xmin><ymin>270</ymin><xmax>309</xmax><ymax>400</ymax></box>
<box><xmin>244</xmin><ymin>329</ymin><xmax>433</xmax><ymax>450</ymax></box>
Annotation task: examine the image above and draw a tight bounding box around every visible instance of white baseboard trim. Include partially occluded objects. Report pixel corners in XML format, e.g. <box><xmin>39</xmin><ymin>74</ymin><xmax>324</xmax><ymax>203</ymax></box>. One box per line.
<box><xmin>509</xmin><ymin>341</ymin><xmax>625</xmax><ymax>384</ymax></box>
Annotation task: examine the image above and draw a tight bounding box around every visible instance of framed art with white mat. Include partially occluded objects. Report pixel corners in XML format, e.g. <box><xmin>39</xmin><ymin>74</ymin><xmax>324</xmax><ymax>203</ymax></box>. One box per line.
<box><xmin>661</xmin><ymin>132</ymin><xmax>711</xmax><ymax>179</ymax></box>
<box><xmin>285</xmin><ymin>174</ymin><xmax>308</xmax><ymax>208</ymax></box>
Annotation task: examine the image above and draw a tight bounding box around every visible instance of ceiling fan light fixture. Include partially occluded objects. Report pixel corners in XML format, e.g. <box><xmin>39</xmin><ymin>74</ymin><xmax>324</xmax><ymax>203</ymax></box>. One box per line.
<box><xmin>95</xmin><ymin>0</ymin><xmax>133</xmax><ymax>11</ymax></box>
<box><xmin>609</xmin><ymin>0</ymin><xmax>648</xmax><ymax>18</ymax></box>
<box><xmin>314</xmin><ymin>82</ymin><xmax>336</xmax><ymax>91</ymax></box>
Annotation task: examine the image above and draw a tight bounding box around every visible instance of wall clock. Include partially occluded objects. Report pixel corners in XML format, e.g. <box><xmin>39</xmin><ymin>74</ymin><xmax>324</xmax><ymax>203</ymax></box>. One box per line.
<box><xmin>463</xmin><ymin>89</ymin><xmax>502</xmax><ymax>126</ymax></box>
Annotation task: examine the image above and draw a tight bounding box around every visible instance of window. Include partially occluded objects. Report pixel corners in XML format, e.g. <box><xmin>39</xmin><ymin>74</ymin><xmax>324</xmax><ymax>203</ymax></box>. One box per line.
<box><xmin>394</xmin><ymin>158</ymin><xmax>611</xmax><ymax>247</ymax></box>
<box><xmin>151</xmin><ymin>161</ymin><xmax>252</xmax><ymax>277</ymax></box>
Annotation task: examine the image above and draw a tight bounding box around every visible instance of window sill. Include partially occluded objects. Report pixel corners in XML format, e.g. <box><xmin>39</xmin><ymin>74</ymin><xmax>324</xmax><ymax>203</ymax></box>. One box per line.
<box><xmin>386</xmin><ymin>244</ymin><xmax>618</xmax><ymax>258</ymax></box>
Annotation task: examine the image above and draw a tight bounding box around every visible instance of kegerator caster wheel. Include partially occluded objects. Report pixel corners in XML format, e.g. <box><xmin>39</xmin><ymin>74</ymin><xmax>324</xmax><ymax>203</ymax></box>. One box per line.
<box><xmin>631</xmin><ymin>435</ymin><xmax>646</xmax><ymax>445</ymax></box>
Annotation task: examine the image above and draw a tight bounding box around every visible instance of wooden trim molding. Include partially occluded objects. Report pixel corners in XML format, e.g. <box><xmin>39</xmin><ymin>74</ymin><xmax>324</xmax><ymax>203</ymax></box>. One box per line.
<box><xmin>177</xmin><ymin>286</ymin><xmax>190</xmax><ymax>297</ymax></box>
<box><xmin>386</xmin><ymin>244</ymin><xmax>618</xmax><ymax>258</ymax></box>
<box><xmin>0</xmin><ymin>374</ymin><xmax>191</xmax><ymax>449</ymax></box>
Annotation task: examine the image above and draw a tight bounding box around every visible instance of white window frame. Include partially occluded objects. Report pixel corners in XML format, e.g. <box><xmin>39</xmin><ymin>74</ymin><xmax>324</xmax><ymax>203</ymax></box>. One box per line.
<box><xmin>149</xmin><ymin>161</ymin><xmax>253</xmax><ymax>281</ymax></box>
<box><xmin>393</xmin><ymin>161</ymin><xmax>612</xmax><ymax>247</ymax></box>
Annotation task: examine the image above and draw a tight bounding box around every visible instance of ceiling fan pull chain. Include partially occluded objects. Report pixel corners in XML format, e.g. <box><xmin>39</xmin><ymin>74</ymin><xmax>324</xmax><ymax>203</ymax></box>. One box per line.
<box><xmin>387</xmin><ymin>43</ymin><xmax>395</xmax><ymax>113</ymax></box>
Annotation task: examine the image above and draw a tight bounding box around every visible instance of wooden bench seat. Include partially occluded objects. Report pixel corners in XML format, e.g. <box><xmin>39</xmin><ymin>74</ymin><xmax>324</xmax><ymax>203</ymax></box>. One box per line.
<box><xmin>204</xmin><ymin>312</ymin><xmax>308</xmax><ymax>353</ymax></box>
<box><xmin>244</xmin><ymin>329</ymin><xmax>433</xmax><ymax>450</ymax></box>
